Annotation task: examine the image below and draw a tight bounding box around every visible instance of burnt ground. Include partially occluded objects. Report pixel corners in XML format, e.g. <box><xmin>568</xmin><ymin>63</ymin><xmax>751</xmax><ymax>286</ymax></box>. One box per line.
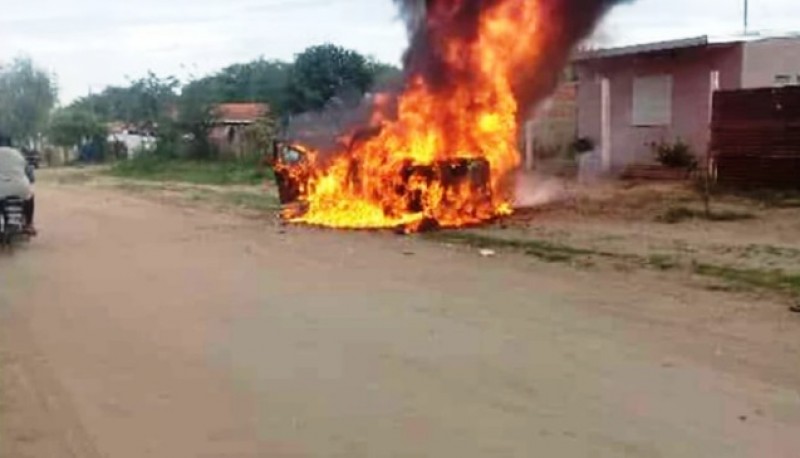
<box><xmin>1</xmin><ymin>169</ymin><xmax>799</xmax><ymax>457</ymax></box>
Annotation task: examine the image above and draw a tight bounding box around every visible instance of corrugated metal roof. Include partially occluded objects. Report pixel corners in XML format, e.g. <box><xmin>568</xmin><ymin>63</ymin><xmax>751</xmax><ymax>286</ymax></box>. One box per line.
<box><xmin>574</xmin><ymin>36</ymin><xmax>709</xmax><ymax>61</ymax></box>
<box><xmin>573</xmin><ymin>32</ymin><xmax>800</xmax><ymax>62</ymax></box>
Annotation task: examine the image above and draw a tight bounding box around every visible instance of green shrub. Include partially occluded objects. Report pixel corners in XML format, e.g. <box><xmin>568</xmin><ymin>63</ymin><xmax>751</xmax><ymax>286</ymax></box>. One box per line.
<box><xmin>650</xmin><ymin>139</ymin><xmax>697</xmax><ymax>169</ymax></box>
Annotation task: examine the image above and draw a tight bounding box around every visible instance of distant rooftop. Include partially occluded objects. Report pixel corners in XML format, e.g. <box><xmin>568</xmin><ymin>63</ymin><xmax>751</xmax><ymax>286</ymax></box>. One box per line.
<box><xmin>574</xmin><ymin>32</ymin><xmax>800</xmax><ymax>61</ymax></box>
<box><xmin>213</xmin><ymin>103</ymin><xmax>269</xmax><ymax>124</ymax></box>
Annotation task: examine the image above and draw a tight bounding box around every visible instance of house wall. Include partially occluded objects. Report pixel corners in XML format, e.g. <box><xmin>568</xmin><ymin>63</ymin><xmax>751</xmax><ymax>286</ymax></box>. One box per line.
<box><xmin>742</xmin><ymin>38</ymin><xmax>800</xmax><ymax>88</ymax></box>
<box><xmin>209</xmin><ymin>123</ymin><xmax>256</xmax><ymax>158</ymax></box>
<box><xmin>576</xmin><ymin>45</ymin><xmax>742</xmax><ymax>170</ymax></box>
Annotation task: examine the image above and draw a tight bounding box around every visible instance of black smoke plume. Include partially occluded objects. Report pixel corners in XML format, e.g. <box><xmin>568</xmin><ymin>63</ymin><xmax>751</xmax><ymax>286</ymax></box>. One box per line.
<box><xmin>394</xmin><ymin>0</ymin><xmax>628</xmax><ymax>114</ymax></box>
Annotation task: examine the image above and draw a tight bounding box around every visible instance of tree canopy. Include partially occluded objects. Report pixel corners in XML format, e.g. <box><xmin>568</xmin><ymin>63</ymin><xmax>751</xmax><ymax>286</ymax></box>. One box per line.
<box><xmin>0</xmin><ymin>57</ymin><xmax>58</xmax><ymax>145</ymax></box>
<box><xmin>188</xmin><ymin>59</ymin><xmax>291</xmax><ymax>108</ymax></box>
<box><xmin>48</xmin><ymin>107</ymin><xmax>107</xmax><ymax>148</ymax></box>
<box><xmin>368</xmin><ymin>60</ymin><xmax>404</xmax><ymax>89</ymax></box>
<box><xmin>286</xmin><ymin>44</ymin><xmax>376</xmax><ymax>114</ymax></box>
<box><xmin>70</xmin><ymin>72</ymin><xmax>179</xmax><ymax>129</ymax></box>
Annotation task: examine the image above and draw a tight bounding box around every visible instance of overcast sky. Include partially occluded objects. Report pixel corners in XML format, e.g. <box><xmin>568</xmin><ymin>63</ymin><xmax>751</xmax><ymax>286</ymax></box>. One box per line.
<box><xmin>1</xmin><ymin>0</ymin><xmax>798</xmax><ymax>103</ymax></box>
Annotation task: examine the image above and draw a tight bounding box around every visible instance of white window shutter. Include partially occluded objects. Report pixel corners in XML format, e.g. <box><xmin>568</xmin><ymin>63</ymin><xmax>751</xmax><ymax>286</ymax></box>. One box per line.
<box><xmin>632</xmin><ymin>75</ymin><xmax>673</xmax><ymax>126</ymax></box>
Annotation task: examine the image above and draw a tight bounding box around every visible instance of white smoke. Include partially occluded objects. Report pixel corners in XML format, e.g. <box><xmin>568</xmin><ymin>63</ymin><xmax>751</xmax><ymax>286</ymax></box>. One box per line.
<box><xmin>514</xmin><ymin>173</ymin><xmax>568</xmax><ymax>208</ymax></box>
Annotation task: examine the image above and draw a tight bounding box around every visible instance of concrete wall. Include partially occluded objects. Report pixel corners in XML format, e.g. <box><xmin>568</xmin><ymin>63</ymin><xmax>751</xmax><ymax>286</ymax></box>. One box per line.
<box><xmin>576</xmin><ymin>45</ymin><xmax>742</xmax><ymax>171</ymax></box>
<box><xmin>742</xmin><ymin>38</ymin><xmax>800</xmax><ymax>88</ymax></box>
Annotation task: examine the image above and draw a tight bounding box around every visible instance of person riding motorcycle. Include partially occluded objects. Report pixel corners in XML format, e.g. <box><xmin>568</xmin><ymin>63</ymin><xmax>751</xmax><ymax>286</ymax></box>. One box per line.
<box><xmin>0</xmin><ymin>133</ymin><xmax>36</xmax><ymax>235</ymax></box>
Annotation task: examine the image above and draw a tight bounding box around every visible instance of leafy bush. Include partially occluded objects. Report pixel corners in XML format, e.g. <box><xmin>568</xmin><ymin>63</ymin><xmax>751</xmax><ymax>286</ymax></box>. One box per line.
<box><xmin>649</xmin><ymin>139</ymin><xmax>697</xmax><ymax>169</ymax></box>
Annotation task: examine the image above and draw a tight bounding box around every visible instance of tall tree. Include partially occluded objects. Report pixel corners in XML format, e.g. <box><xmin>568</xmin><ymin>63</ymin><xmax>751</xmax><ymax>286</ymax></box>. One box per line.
<box><xmin>70</xmin><ymin>72</ymin><xmax>179</xmax><ymax>128</ymax></box>
<box><xmin>214</xmin><ymin>59</ymin><xmax>291</xmax><ymax>108</ymax></box>
<box><xmin>0</xmin><ymin>57</ymin><xmax>58</xmax><ymax>145</ymax></box>
<box><xmin>180</xmin><ymin>59</ymin><xmax>291</xmax><ymax>114</ymax></box>
<box><xmin>368</xmin><ymin>60</ymin><xmax>403</xmax><ymax>89</ymax></box>
<box><xmin>286</xmin><ymin>44</ymin><xmax>374</xmax><ymax>114</ymax></box>
<box><xmin>48</xmin><ymin>107</ymin><xmax>107</xmax><ymax>148</ymax></box>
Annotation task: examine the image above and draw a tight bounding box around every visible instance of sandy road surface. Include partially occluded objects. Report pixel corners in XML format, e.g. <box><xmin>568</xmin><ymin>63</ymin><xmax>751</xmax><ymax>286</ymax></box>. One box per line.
<box><xmin>1</xmin><ymin>182</ymin><xmax>799</xmax><ymax>457</ymax></box>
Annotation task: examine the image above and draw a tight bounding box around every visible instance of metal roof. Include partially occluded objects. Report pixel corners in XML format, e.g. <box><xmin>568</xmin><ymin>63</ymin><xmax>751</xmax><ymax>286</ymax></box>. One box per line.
<box><xmin>573</xmin><ymin>32</ymin><xmax>800</xmax><ymax>62</ymax></box>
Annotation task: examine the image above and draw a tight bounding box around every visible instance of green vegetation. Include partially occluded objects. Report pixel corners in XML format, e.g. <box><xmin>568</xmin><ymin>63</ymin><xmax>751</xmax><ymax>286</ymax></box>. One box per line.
<box><xmin>286</xmin><ymin>44</ymin><xmax>378</xmax><ymax>114</ymax></box>
<box><xmin>108</xmin><ymin>155</ymin><xmax>272</xmax><ymax>186</ymax></box>
<box><xmin>646</xmin><ymin>254</ymin><xmax>679</xmax><ymax>271</ymax></box>
<box><xmin>180</xmin><ymin>60</ymin><xmax>291</xmax><ymax>115</ymax></box>
<box><xmin>649</xmin><ymin>138</ymin><xmax>697</xmax><ymax>169</ymax></box>
<box><xmin>722</xmin><ymin>189</ymin><xmax>800</xmax><ymax>209</ymax></box>
<box><xmin>656</xmin><ymin>206</ymin><xmax>755</xmax><ymax>224</ymax></box>
<box><xmin>216</xmin><ymin>190</ymin><xmax>281</xmax><ymax>212</ymax></box>
<box><xmin>71</xmin><ymin>72</ymin><xmax>179</xmax><ymax>127</ymax></box>
<box><xmin>111</xmin><ymin>180</ymin><xmax>279</xmax><ymax>213</ymax></box>
<box><xmin>429</xmin><ymin>230</ymin><xmax>798</xmax><ymax>297</ymax></box>
<box><xmin>693</xmin><ymin>263</ymin><xmax>800</xmax><ymax>296</ymax></box>
<box><xmin>48</xmin><ymin>107</ymin><xmax>107</xmax><ymax>149</ymax></box>
<box><xmin>0</xmin><ymin>57</ymin><xmax>57</xmax><ymax>144</ymax></box>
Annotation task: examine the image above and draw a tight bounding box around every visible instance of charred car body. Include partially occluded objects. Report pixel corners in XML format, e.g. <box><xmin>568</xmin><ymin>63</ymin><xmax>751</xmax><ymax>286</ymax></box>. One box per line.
<box><xmin>270</xmin><ymin>136</ymin><xmax>494</xmax><ymax>229</ymax></box>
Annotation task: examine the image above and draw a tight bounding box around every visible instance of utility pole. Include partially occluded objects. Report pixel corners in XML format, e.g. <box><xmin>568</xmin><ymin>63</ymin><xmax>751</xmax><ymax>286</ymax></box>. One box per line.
<box><xmin>743</xmin><ymin>0</ymin><xmax>749</xmax><ymax>34</ymax></box>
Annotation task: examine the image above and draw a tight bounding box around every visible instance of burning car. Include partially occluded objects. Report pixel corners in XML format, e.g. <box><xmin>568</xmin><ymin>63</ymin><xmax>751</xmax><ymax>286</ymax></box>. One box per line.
<box><xmin>270</xmin><ymin>141</ymin><xmax>311</xmax><ymax>206</ymax></box>
<box><xmin>270</xmin><ymin>138</ymin><xmax>494</xmax><ymax>231</ymax></box>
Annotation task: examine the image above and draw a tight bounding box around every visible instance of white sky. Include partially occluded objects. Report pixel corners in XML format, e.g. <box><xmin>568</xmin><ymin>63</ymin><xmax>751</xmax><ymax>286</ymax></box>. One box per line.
<box><xmin>1</xmin><ymin>0</ymin><xmax>798</xmax><ymax>103</ymax></box>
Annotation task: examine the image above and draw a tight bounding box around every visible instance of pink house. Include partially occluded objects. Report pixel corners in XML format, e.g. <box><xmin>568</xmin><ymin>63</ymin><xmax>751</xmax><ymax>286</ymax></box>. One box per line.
<box><xmin>574</xmin><ymin>34</ymin><xmax>800</xmax><ymax>172</ymax></box>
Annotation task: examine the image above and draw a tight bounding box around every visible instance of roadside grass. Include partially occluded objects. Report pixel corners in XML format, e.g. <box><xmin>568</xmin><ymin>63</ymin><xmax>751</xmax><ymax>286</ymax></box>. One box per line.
<box><xmin>216</xmin><ymin>190</ymin><xmax>281</xmax><ymax>212</ymax></box>
<box><xmin>692</xmin><ymin>263</ymin><xmax>800</xmax><ymax>296</ymax></box>
<box><xmin>427</xmin><ymin>231</ymin><xmax>596</xmax><ymax>263</ymax></box>
<box><xmin>740</xmin><ymin>243</ymin><xmax>800</xmax><ymax>260</ymax></box>
<box><xmin>656</xmin><ymin>205</ymin><xmax>756</xmax><ymax>224</ymax></box>
<box><xmin>646</xmin><ymin>254</ymin><xmax>680</xmax><ymax>271</ymax></box>
<box><xmin>718</xmin><ymin>188</ymin><xmax>800</xmax><ymax>209</ymax></box>
<box><xmin>112</xmin><ymin>181</ymin><xmax>280</xmax><ymax>213</ymax></box>
<box><xmin>428</xmin><ymin>230</ymin><xmax>798</xmax><ymax>298</ymax></box>
<box><xmin>108</xmin><ymin>155</ymin><xmax>273</xmax><ymax>186</ymax></box>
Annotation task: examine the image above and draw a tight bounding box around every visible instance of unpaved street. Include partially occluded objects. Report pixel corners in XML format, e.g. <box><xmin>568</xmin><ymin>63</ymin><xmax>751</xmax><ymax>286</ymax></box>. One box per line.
<box><xmin>2</xmin><ymin>182</ymin><xmax>799</xmax><ymax>457</ymax></box>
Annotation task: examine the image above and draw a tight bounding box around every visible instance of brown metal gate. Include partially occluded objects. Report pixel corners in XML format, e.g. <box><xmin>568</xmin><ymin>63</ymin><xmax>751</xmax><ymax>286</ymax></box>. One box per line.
<box><xmin>711</xmin><ymin>87</ymin><xmax>800</xmax><ymax>188</ymax></box>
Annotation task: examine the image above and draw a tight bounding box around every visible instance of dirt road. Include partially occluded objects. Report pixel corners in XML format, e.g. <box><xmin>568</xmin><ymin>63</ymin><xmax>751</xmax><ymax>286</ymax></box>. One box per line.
<box><xmin>2</xmin><ymin>182</ymin><xmax>799</xmax><ymax>457</ymax></box>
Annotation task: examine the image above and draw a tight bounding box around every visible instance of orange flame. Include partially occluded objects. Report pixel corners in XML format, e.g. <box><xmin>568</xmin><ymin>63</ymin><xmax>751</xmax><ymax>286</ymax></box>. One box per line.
<box><xmin>287</xmin><ymin>1</ymin><xmax>543</xmax><ymax>231</ymax></box>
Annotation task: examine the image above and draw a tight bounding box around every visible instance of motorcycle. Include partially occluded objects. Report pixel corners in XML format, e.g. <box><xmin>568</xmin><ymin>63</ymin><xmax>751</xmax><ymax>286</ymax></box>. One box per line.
<box><xmin>0</xmin><ymin>196</ymin><xmax>28</xmax><ymax>247</ymax></box>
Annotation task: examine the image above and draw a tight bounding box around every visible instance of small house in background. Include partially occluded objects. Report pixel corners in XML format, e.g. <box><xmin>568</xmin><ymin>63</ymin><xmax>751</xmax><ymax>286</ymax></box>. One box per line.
<box><xmin>209</xmin><ymin>103</ymin><xmax>270</xmax><ymax>158</ymax></box>
<box><xmin>574</xmin><ymin>34</ymin><xmax>800</xmax><ymax>172</ymax></box>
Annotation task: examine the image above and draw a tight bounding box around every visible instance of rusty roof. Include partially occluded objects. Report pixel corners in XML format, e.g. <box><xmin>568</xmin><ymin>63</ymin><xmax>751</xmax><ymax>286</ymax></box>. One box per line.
<box><xmin>213</xmin><ymin>103</ymin><xmax>269</xmax><ymax>123</ymax></box>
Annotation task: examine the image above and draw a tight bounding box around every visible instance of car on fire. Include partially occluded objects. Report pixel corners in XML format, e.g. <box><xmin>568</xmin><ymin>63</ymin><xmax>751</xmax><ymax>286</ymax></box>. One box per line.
<box><xmin>269</xmin><ymin>135</ymin><xmax>494</xmax><ymax>230</ymax></box>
